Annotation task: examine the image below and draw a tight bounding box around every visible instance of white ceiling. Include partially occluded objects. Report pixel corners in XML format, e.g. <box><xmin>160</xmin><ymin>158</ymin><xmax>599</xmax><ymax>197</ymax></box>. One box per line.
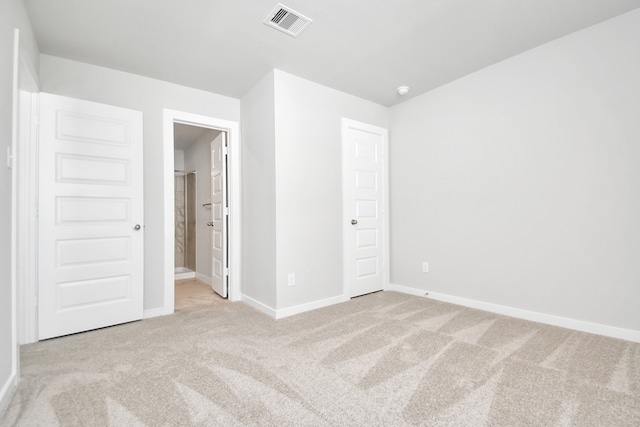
<box><xmin>174</xmin><ymin>123</ymin><xmax>220</xmax><ymax>151</ymax></box>
<box><xmin>24</xmin><ymin>0</ymin><xmax>640</xmax><ymax>106</ymax></box>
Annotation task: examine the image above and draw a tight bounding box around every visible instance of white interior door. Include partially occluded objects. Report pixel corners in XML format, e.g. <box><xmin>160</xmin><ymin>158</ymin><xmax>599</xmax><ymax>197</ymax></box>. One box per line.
<box><xmin>343</xmin><ymin>119</ymin><xmax>389</xmax><ymax>298</ymax></box>
<box><xmin>210</xmin><ymin>133</ymin><xmax>228</xmax><ymax>298</ymax></box>
<box><xmin>38</xmin><ymin>93</ymin><xmax>144</xmax><ymax>340</ymax></box>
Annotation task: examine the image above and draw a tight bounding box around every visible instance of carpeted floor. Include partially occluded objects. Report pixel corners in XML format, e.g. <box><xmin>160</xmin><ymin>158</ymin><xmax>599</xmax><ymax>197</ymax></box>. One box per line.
<box><xmin>2</xmin><ymin>290</ymin><xmax>639</xmax><ymax>426</ymax></box>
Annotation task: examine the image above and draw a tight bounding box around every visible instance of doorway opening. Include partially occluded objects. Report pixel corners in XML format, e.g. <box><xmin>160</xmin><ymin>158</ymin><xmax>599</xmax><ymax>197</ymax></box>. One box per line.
<box><xmin>173</xmin><ymin>123</ymin><xmax>220</xmax><ymax>282</ymax></box>
<box><xmin>162</xmin><ymin>110</ymin><xmax>241</xmax><ymax>316</ymax></box>
<box><xmin>173</xmin><ymin>124</ymin><xmax>221</xmax><ymax>307</ymax></box>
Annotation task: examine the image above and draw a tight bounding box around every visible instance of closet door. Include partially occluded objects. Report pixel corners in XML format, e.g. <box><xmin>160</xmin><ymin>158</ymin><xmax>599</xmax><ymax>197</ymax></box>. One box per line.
<box><xmin>38</xmin><ymin>93</ymin><xmax>144</xmax><ymax>340</ymax></box>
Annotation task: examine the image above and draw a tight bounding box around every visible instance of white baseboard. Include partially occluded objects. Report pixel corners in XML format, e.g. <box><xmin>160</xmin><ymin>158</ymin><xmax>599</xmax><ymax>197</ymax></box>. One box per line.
<box><xmin>0</xmin><ymin>373</ymin><xmax>18</xmax><ymax>419</ymax></box>
<box><xmin>275</xmin><ymin>294</ymin><xmax>350</xmax><ymax>319</ymax></box>
<box><xmin>143</xmin><ymin>307</ymin><xmax>167</xmax><ymax>319</ymax></box>
<box><xmin>386</xmin><ymin>283</ymin><xmax>428</xmax><ymax>297</ymax></box>
<box><xmin>387</xmin><ymin>284</ymin><xmax>640</xmax><ymax>343</ymax></box>
<box><xmin>174</xmin><ymin>271</ymin><xmax>196</xmax><ymax>280</ymax></box>
<box><xmin>241</xmin><ymin>294</ymin><xmax>350</xmax><ymax>320</ymax></box>
<box><xmin>241</xmin><ymin>295</ymin><xmax>277</xmax><ymax>318</ymax></box>
<box><xmin>195</xmin><ymin>273</ymin><xmax>211</xmax><ymax>286</ymax></box>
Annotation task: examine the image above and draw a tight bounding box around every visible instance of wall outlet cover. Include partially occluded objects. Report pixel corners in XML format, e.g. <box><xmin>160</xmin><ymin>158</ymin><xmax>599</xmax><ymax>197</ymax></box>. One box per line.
<box><xmin>422</xmin><ymin>262</ymin><xmax>429</xmax><ymax>273</ymax></box>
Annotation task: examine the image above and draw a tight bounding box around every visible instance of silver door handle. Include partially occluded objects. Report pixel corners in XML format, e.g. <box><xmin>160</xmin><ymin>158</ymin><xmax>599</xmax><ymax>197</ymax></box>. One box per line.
<box><xmin>351</xmin><ymin>219</ymin><xmax>358</xmax><ymax>225</ymax></box>
<box><xmin>133</xmin><ymin>224</ymin><xmax>141</xmax><ymax>230</ymax></box>
<box><xmin>207</xmin><ymin>222</ymin><xmax>214</xmax><ymax>227</ymax></box>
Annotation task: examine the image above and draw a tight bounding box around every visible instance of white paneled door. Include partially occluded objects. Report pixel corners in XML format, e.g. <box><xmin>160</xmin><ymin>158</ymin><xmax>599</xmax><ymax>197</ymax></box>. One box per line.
<box><xmin>343</xmin><ymin>119</ymin><xmax>389</xmax><ymax>298</ymax></box>
<box><xmin>38</xmin><ymin>93</ymin><xmax>144</xmax><ymax>340</ymax></box>
<box><xmin>210</xmin><ymin>133</ymin><xmax>228</xmax><ymax>298</ymax></box>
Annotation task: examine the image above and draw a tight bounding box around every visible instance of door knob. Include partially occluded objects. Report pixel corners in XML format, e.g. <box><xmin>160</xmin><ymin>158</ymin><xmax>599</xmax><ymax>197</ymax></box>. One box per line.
<box><xmin>133</xmin><ymin>224</ymin><xmax>141</xmax><ymax>230</ymax></box>
<box><xmin>207</xmin><ymin>221</ymin><xmax>214</xmax><ymax>227</ymax></box>
<box><xmin>351</xmin><ymin>219</ymin><xmax>358</xmax><ymax>225</ymax></box>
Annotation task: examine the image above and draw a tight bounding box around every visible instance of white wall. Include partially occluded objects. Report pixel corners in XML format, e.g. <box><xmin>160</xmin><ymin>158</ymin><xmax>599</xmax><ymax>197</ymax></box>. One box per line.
<box><xmin>39</xmin><ymin>55</ymin><xmax>240</xmax><ymax>311</ymax></box>
<box><xmin>240</xmin><ymin>70</ymin><xmax>277</xmax><ymax>308</ymax></box>
<box><xmin>185</xmin><ymin>131</ymin><xmax>220</xmax><ymax>281</ymax></box>
<box><xmin>390</xmin><ymin>9</ymin><xmax>640</xmax><ymax>333</ymax></box>
<box><xmin>174</xmin><ymin>149</ymin><xmax>184</xmax><ymax>171</ymax></box>
<box><xmin>0</xmin><ymin>0</ymin><xmax>39</xmax><ymax>414</ymax></box>
<box><xmin>273</xmin><ymin>70</ymin><xmax>389</xmax><ymax>310</ymax></box>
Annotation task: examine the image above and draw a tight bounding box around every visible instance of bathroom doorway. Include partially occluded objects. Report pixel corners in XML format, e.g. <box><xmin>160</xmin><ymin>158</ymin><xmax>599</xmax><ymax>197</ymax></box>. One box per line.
<box><xmin>162</xmin><ymin>109</ymin><xmax>241</xmax><ymax>315</ymax></box>
<box><xmin>174</xmin><ymin>123</ymin><xmax>222</xmax><ymax>307</ymax></box>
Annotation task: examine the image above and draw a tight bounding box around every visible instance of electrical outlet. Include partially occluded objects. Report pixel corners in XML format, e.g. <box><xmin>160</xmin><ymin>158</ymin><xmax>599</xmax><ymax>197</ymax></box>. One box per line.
<box><xmin>422</xmin><ymin>262</ymin><xmax>429</xmax><ymax>273</ymax></box>
<box><xmin>288</xmin><ymin>273</ymin><xmax>296</xmax><ymax>287</ymax></box>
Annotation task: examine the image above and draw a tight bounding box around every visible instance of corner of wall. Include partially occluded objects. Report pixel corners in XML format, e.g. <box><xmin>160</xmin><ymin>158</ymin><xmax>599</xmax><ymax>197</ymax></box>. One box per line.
<box><xmin>239</xmin><ymin>69</ymin><xmax>278</xmax><ymax>309</ymax></box>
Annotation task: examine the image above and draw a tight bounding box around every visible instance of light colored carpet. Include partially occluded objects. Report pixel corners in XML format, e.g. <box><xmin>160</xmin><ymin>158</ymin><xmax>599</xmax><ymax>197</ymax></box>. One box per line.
<box><xmin>2</xmin><ymin>290</ymin><xmax>639</xmax><ymax>426</ymax></box>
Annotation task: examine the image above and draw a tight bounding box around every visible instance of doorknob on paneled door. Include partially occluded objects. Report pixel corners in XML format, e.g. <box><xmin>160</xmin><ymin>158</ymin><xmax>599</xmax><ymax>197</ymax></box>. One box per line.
<box><xmin>351</xmin><ymin>219</ymin><xmax>358</xmax><ymax>225</ymax></box>
<box><xmin>133</xmin><ymin>224</ymin><xmax>141</xmax><ymax>230</ymax></box>
<box><xmin>207</xmin><ymin>222</ymin><xmax>214</xmax><ymax>227</ymax></box>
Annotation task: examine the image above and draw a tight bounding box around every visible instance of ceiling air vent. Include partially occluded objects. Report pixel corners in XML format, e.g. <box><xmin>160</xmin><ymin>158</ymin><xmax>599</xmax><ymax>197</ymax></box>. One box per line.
<box><xmin>264</xmin><ymin>4</ymin><xmax>313</xmax><ymax>37</ymax></box>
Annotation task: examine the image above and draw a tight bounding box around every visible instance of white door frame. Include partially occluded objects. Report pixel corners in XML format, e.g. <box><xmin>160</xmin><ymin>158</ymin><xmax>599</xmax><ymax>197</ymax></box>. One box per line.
<box><xmin>16</xmin><ymin>86</ymin><xmax>39</xmax><ymax>345</ymax></box>
<box><xmin>341</xmin><ymin>118</ymin><xmax>390</xmax><ymax>297</ymax></box>
<box><xmin>163</xmin><ymin>110</ymin><xmax>241</xmax><ymax>313</ymax></box>
<box><xmin>4</xmin><ymin>30</ymin><xmax>21</xmax><ymax>409</ymax></box>
<box><xmin>13</xmin><ymin>29</ymin><xmax>41</xmax><ymax>346</ymax></box>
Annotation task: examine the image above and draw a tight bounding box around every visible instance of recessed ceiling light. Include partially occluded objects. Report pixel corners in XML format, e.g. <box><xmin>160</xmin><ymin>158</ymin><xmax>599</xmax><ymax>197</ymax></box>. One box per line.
<box><xmin>397</xmin><ymin>86</ymin><xmax>410</xmax><ymax>96</ymax></box>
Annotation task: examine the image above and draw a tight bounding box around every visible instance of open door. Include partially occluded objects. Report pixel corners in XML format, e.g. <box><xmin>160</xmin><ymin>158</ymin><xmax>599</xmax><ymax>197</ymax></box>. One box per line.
<box><xmin>210</xmin><ymin>133</ymin><xmax>228</xmax><ymax>297</ymax></box>
<box><xmin>38</xmin><ymin>93</ymin><xmax>144</xmax><ymax>339</ymax></box>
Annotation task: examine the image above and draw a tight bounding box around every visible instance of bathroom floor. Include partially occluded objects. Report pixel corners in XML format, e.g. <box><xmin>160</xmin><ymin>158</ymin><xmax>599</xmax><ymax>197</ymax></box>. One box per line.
<box><xmin>174</xmin><ymin>278</ymin><xmax>223</xmax><ymax>311</ymax></box>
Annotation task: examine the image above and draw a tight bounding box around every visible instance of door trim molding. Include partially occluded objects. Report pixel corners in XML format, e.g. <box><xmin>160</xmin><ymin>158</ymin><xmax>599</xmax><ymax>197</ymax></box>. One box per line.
<box><xmin>16</xmin><ymin>38</ymin><xmax>40</xmax><ymax>345</ymax></box>
<box><xmin>162</xmin><ymin>110</ymin><xmax>242</xmax><ymax>313</ymax></box>
<box><xmin>16</xmin><ymin>90</ymin><xmax>38</xmax><ymax>345</ymax></box>
<box><xmin>4</xmin><ymin>30</ymin><xmax>20</xmax><ymax>410</ymax></box>
<box><xmin>341</xmin><ymin>118</ymin><xmax>390</xmax><ymax>298</ymax></box>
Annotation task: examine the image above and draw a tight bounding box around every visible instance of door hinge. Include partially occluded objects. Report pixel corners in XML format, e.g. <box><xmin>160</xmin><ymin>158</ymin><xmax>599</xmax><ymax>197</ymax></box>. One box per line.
<box><xmin>224</xmin><ymin>267</ymin><xmax>229</xmax><ymax>277</ymax></box>
<box><xmin>224</xmin><ymin>207</ymin><xmax>230</xmax><ymax>216</ymax></box>
<box><xmin>223</xmin><ymin>145</ymin><xmax>229</xmax><ymax>156</ymax></box>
